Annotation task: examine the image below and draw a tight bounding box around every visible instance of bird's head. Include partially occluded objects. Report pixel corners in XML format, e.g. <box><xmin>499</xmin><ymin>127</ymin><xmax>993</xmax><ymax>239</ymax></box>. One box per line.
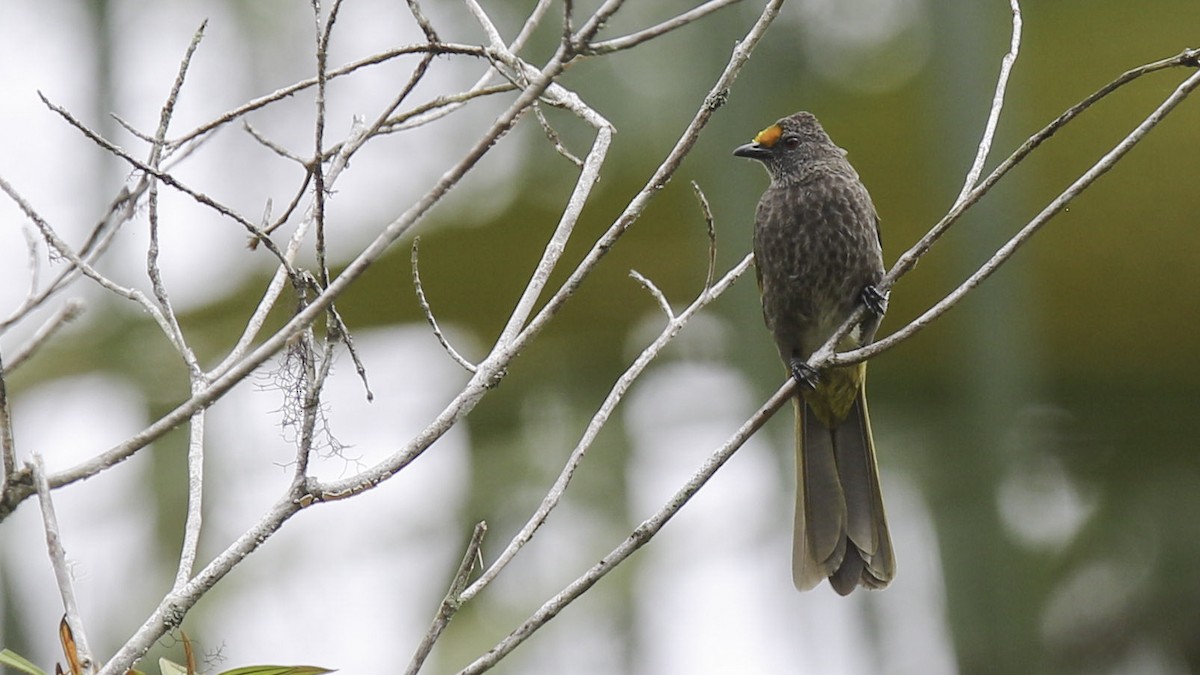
<box><xmin>733</xmin><ymin>111</ymin><xmax>842</xmax><ymax>184</ymax></box>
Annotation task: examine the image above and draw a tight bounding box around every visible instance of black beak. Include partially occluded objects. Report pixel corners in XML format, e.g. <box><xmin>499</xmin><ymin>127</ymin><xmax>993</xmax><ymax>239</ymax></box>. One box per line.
<box><xmin>733</xmin><ymin>142</ymin><xmax>771</xmax><ymax>160</ymax></box>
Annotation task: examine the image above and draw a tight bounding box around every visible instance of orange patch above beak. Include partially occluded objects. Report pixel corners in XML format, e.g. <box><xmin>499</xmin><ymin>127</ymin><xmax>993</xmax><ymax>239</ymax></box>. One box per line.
<box><xmin>752</xmin><ymin>124</ymin><xmax>783</xmax><ymax>148</ymax></box>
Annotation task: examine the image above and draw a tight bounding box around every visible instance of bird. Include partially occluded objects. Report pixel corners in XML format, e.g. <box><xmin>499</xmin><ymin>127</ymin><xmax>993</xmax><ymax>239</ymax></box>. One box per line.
<box><xmin>733</xmin><ymin>111</ymin><xmax>894</xmax><ymax>595</ymax></box>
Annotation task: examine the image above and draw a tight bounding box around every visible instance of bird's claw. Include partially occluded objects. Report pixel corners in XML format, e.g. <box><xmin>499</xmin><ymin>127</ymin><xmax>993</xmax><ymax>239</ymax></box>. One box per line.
<box><xmin>790</xmin><ymin>360</ymin><xmax>820</xmax><ymax>389</ymax></box>
<box><xmin>861</xmin><ymin>284</ymin><xmax>888</xmax><ymax>316</ymax></box>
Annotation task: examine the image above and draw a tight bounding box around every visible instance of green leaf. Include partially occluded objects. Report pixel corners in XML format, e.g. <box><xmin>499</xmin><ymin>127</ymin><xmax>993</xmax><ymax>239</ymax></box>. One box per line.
<box><xmin>158</xmin><ymin>658</ymin><xmax>190</xmax><ymax>675</ymax></box>
<box><xmin>0</xmin><ymin>649</ymin><xmax>49</xmax><ymax>675</ymax></box>
<box><xmin>214</xmin><ymin>662</ymin><xmax>336</xmax><ymax>667</ymax></box>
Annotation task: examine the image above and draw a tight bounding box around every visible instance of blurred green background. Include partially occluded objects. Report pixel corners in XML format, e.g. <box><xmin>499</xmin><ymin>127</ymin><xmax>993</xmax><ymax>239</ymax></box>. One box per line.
<box><xmin>3</xmin><ymin>1</ymin><xmax>1200</xmax><ymax>673</ymax></box>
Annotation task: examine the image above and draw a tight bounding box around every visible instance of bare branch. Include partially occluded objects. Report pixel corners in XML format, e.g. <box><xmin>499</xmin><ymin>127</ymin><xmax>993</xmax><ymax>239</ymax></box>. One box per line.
<box><xmin>0</xmin><ymin>183</ymin><xmax>139</xmax><ymax>332</ymax></box>
<box><xmin>13</xmin><ymin>0</ymin><xmax>582</xmax><ymax>532</ymax></box>
<box><xmin>375</xmin><ymin>84</ymin><xmax>516</xmax><ymax>136</ymax></box>
<box><xmin>39</xmin><ymin>93</ymin><xmax>295</xmax><ymax>273</ymax></box>
<box><xmin>166</xmin><ymin>42</ymin><xmax>490</xmax><ymax>150</ymax></box>
<box><xmin>17</xmin><ymin>199</ymin><xmax>41</xmax><ymax>301</ymax></box>
<box><xmin>326</xmin><ymin>303</ymin><xmax>375</xmax><ymax>402</ymax></box>
<box><xmin>0</xmin><ymin>353</ymin><xmax>15</xmax><ymax>485</ymax></box>
<box><xmin>243</xmin><ymin>121</ymin><xmax>309</xmax><ymax>166</ymax></box>
<box><xmin>111</xmin><ymin>113</ymin><xmax>158</xmax><ymax>144</ymax></box>
<box><xmin>311</xmin><ymin>0</ymin><xmax>334</xmax><ymax>291</ymax></box>
<box><xmin>629</xmin><ymin>270</ymin><xmax>674</xmax><ymax>320</ymax></box>
<box><xmin>583</xmin><ymin>0</ymin><xmax>744</xmax><ymax>55</ymax></box>
<box><xmin>561</xmin><ymin>0</ymin><xmax>575</xmax><ymax>51</ymax></box>
<box><xmin>149</xmin><ymin>20</ymin><xmax>207</xmax><ymax>166</ymax></box>
<box><xmin>173</xmin><ymin>404</ymin><xmax>207</xmax><ymax>590</ymax></box>
<box><xmin>146</xmin><ymin>180</ymin><xmax>188</xmax><ymax>359</ymax></box>
<box><xmin>511</xmin><ymin>0</ymin><xmax>784</xmax><ymax>355</ymax></box>
<box><xmin>459</xmin><ymin>334</ymin><xmax>787</xmax><ymax>674</ymax></box>
<box><xmin>819</xmin><ymin>46</ymin><xmax>1200</xmax><ymax>372</ymax></box>
<box><xmin>465</xmin><ymin>0</ymin><xmax>506</xmax><ymax>52</ymax></box>
<box><xmin>0</xmin><ymin>175</ymin><xmax>183</xmax><ymax>353</ymax></box>
<box><xmin>379</xmin><ymin>0</ymin><xmax>555</xmax><ymax>137</ymax></box>
<box><xmin>954</xmin><ymin>0</ymin><xmax>1021</xmax><ymax>205</ymax></box>
<box><xmin>838</xmin><ymin>64</ymin><xmax>1200</xmax><ymax>367</ymax></box>
<box><xmin>570</xmin><ymin>0</ymin><xmax>630</xmax><ymax>51</ymax></box>
<box><xmin>493</xmin><ymin>118</ymin><xmax>613</xmax><ymax>348</ymax></box>
<box><xmin>3</xmin><ymin>300</ymin><xmax>85</xmax><ymax>374</ymax></box>
<box><xmin>32</xmin><ymin>455</ymin><xmax>96</xmax><ymax>674</ymax></box>
<box><xmin>140</xmin><ymin>20</ymin><xmax>212</xmax><ymax>596</ymax></box>
<box><xmin>404</xmin><ymin>522</ymin><xmax>487</xmax><ymax>675</ymax></box>
<box><xmin>884</xmin><ymin>47</ymin><xmax>1200</xmax><ymax>305</ymax></box>
<box><xmin>691</xmin><ymin>181</ymin><xmax>717</xmax><ymax>290</ymax></box>
<box><xmin>255</xmin><ymin>170</ymin><xmax>313</xmax><ymax>242</ymax></box>
<box><xmin>460</xmin><ymin>252</ymin><xmax>754</xmax><ymax>608</ymax></box>
<box><xmin>97</xmin><ymin>490</ymin><xmax>305</xmax><ymax>675</ymax></box>
<box><xmin>533</xmin><ymin>104</ymin><xmax>583</xmax><ymax>167</ymax></box>
<box><xmin>412</xmin><ymin>238</ymin><xmax>477</xmax><ymax>373</ymax></box>
<box><xmin>404</xmin><ymin>0</ymin><xmax>440</xmax><ymax>43</ymax></box>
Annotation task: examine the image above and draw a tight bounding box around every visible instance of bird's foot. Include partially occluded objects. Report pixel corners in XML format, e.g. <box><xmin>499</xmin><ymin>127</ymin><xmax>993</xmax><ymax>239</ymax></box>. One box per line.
<box><xmin>790</xmin><ymin>359</ymin><xmax>820</xmax><ymax>390</ymax></box>
<box><xmin>861</xmin><ymin>284</ymin><xmax>888</xmax><ymax>316</ymax></box>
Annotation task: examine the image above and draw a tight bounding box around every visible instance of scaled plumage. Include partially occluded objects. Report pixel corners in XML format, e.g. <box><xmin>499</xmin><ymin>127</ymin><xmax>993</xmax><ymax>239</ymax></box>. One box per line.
<box><xmin>734</xmin><ymin>111</ymin><xmax>895</xmax><ymax>594</ymax></box>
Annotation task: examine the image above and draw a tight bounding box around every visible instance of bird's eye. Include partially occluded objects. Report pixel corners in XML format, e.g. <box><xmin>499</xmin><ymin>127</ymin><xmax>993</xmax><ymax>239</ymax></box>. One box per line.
<box><xmin>783</xmin><ymin>135</ymin><xmax>801</xmax><ymax>148</ymax></box>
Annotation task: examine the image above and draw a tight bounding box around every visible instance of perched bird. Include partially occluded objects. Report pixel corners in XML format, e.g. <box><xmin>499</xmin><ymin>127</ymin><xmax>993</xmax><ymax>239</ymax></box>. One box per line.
<box><xmin>733</xmin><ymin>111</ymin><xmax>894</xmax><ymax>595</ymax></box>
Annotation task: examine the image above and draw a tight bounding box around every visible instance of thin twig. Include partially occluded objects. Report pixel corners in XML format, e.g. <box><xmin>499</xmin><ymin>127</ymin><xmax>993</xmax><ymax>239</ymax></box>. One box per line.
<box><xmin>798</xmin><ymin>0</ymin><xmax>1024</xmax><ymax>375</ymax></box>
<box><xmin>326</xmin><ymin>302</ymin><xmax>374</xmax><ymax>402</ymax></box>
<box><xmin>459</xmin><ymin>353</ymin><xmax>790</xmax><ymax>674</ymax></box>
<box><xmin>881</xmin><ymin>26</ymin><xmax>1200</xmax><ymax>309</ymax></box>
<box><xmin>150</xmin><ymin>20</ymin><xmax>207</xmax><ymax>167</ymax></box>
<box><xmin>511</xmin><ymin>0</ymin><xmax>783</xmax><ymax>356</ymax></box>
<box><xmin>32</xmin><ymin>455</ymin><xmax>96</xmax><ymax>674</ymax></box>
<box><xmin>691</xmin><ymin>181</ymin><xmax>717</xmax><ymax>290</ymax></box>
<box><xmin>111</xmin><ymin>113</ymin><xmax>158</xmax><ymax>144</ymax></box>
<box><xmin>838</xmin><ymin>65</ymin><xmax>1200</xmax><ymax>367</ymax></box>
<box><xmin>166</xmin><ymin>42</ymin><xmax>489</xmax><ymax>150</ymax></box>
<box><xmin>173</xmin><ymin>402</ymin><xmax>207</xmax><ymax>590</ymax></box>
<box><xmin>412</xmin><ymin>238</ymin><xmax>477</xmax><ymax>373</ymax></box>
<box><xmin>0</xmin><ymin>353</ymin><xmax>15</xmax><ymax>485</ymax></box>
<box><xmin>48</xmin><ymin>14</ymin><xmax>584</xmax><ymax>642</ymax></box>
<box><xmin>823</xmin><ymin>47</ymin><xmax>1200</xmax><ymax>370</ymax></box>
<box><xmin>629</xmin><ymin>270</ymin><xmax>674</xmax><ymax>319</ymax></box>
<box><xmin>492</xmin><ymin>117</ymin><xmax>613</xmax><ymax>348</ymax></box>
<box><xmin>256</xmin><ymin>170</ymin><xmax>313</xmax><ymax>243</ymax></box>
<box><xmin>954</xmin><ymin>0</ymin><xmax>1021</xmax><ymax>205</ymax></box>
<box><xmin>583</xmin><ymin>0</ymin><xmax>744</xmax><ymax>55</ymax></box>
<box><xmin>0</xmin><ymin>183</ymin><xmax>138</xmax><ymax>332</ymax></box>
<box><xmin>405</xmin><ymin>0</ymin><xmax>440</xmax><ymax>43</ymax></box>
<box><xmin>533</xmin><ymin>104</ymin><xmax>583</xmax><ymax>167</ymax></box>
<box><xmin>3</xmin><ymin>300</ymin><xmax>85</xmax><ymax>374</ymax></box>
<box><xmin>0</xmin><ymin>175</ymin><xmax>182</xmax><ymax>352</ymax></box>
<box><xmin>381</xmin><ymin>0</ymin><xmax>557</xmax><ymax>138</ymax></box>
<box><xmin>311</xmin><ymin>0</ymin><xmax>338</xmax><ymax>291</ymax></box>
<box><xmin>243</xmin><ymin>121</ymin><xmax>309</xmax><ymax>165</ymax></box>
<box><xmin>404</xmin><ymin>522</ymin><xmax>487</xmax><ymax>675</ymax></box>
<box><xmin>374</xmin><ymin>84</ymin><xmax>516</xmax><ymax>136</ymax></box>
<box><xmin>143</xmin><ymin>21</ymin><xmax>210</xmax><ymax>594</ymax></box>
<box><xmin>39</xmin><ymin>93</ymin><xmax>295</xmax><ymax>273</ymax></box>
<box><xmin>296</xmin><ymin>325</ymin><xmax>330</xmax><ymax>481</ymax></box>
<box><xmin>465</xmin><ymin>0</ymin><xmax>506</xmax><ymax>56</ymax></box>
<box><xmin>460</xmin><ymin>254</ymin><xmax>753</xmax><ymax>606</ymax></box>
<box><xmin>17</xmin><ymin>207</ymin><xmax>40</xmax><ymax>308</ymax></box>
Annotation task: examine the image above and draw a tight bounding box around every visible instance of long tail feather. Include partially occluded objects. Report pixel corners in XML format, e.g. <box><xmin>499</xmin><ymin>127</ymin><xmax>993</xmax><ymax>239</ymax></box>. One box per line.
<box><xmin>793</xmin><ymin>386</ymin><xmax>894</xmax><ymax>594</ymax></box>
